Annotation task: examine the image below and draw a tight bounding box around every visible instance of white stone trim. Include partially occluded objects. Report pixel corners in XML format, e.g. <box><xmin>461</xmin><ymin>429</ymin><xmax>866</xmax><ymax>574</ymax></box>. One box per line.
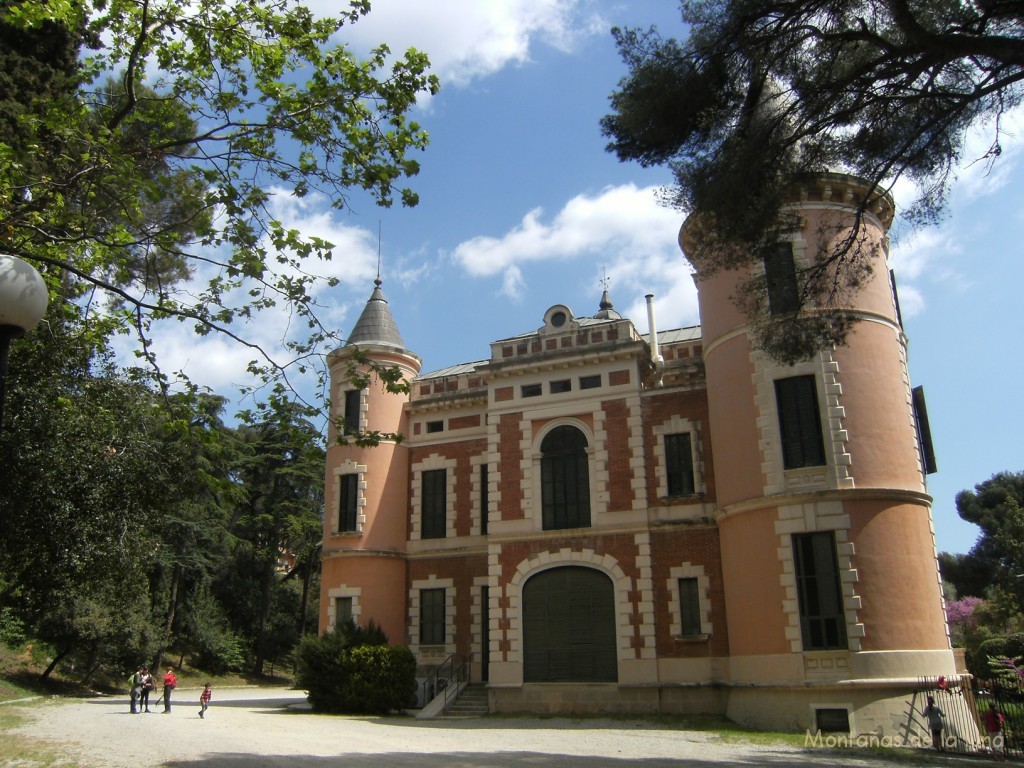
<box><xmin>336</xmin><ymin>384</ymin><xmax>366</xmax><ymax>433</ymax></box>
<box><xmin>623</xmin><ymin>395</ymin><xmax>647</xmax><ymax>511</ymax></box>
<box><xmin>775</xmin><ymin>501</ymin><xmax>863</xmax><ymax>653</ymax></box>
<box><xmin>507</xmin><ymin>548</ymin><xmax>634</xmax><ymax>665</ymax></box>
<box><xmin>667</xmin><ymin>563</ymin><xmax>713</xmax><ymax>638</ymax></box>
<box><xmin>410</xmin><ymin>454</ymin><xmax>457</xmax><ymax>541</ymax></box>
<box><xmin>330</xmin><ymin>460</ymin><xmax>367</xmax><ymax>534</ymax></box>
<box><xmin>409</xmin><ymin>576</ymin><xmax>456</xmax><ymax>658</ymax></box>
<box><xmin>527</xmin><ymin>418</ymin><xmax>600</xmax><ymax>530</ymax></box>
<box><xmin>326</xmin><ymin>585</ymin><xmax>361</xmax><ymax>630</ymax></box>
<box><xmin>634</xmin><ymin>533</ymin><xmax>657</xmax><ymax>658</ymax></box>
<box><xmin>753</xmin><ymin>351</ymin><xmax>853</xmax><ymax>496</ymax></box>
<box><xmin>652</xmin><ymin>416</ymin><xmax>706</xmax><ymax>499</ymax></box>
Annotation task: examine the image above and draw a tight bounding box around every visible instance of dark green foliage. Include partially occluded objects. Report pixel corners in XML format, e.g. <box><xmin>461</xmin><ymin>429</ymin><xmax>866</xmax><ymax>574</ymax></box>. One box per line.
<box><xmin>296</xmin><ymin>622</ymin><xmax>415</xmax><ymax>714</ymax></box>
<box><xmin>939</xmin><ymin>551</ymin><xmax>995</xmax><ymax>600</ymax></box>
<box><xmin>956</xmin><ymin>472</ymin><xmax>1024</xmax><ymax>598</ymax></box>
<box><xmin>602</xmin><ymin>0</ymin><xmax>1024</xmax><ymax>361</ymax></box>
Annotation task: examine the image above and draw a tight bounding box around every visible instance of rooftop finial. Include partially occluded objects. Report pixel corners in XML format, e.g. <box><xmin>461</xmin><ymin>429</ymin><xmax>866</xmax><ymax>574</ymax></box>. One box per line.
<box><xmin>595</xmin><ymin>269</ymin><xmax>621</xmax><ymax>319</ymax></box>
<box><xmin>376</xmin><ymin>220</ymin><xmax>382</xmax><ymax>285</ymax></box>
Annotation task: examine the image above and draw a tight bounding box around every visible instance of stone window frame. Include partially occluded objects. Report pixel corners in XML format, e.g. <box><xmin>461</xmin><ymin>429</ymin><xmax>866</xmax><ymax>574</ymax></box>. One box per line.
<box><xmin>667</xmin><ymin>563</ymin><xmax>713</xmax><ymax>640</ymax></box>
<box><xmin>534</xmin><ymin>420</ymin><xmax>594</xmax><ymax>531</ymax></box>
<box><xmin>326</xmin><ymin>585</ymin><xmax>361</xmax><ymax>630</ymax></box>
<box><xmin>338</xmin><ymin>386</ymin><xmax>365</xmax><ymax>436</ymax></box>
<box><xmin>410</xmin><ymin>576</ymin><xmax>455</xmax><ymax>657</ymax></box>
<box><xmin>330</xmin><ymin>459</ymin><xmax>367</xmax><ymax>534</ymax></box>
<box><xmin>411</xmin><ymin>454</ymin><xmax>457</xmax><ymax>541</ymax></box>
<box><xmin>652</xmin><ymin>416</ymin><xmax>705</xmax><ymax>500</ymax></box>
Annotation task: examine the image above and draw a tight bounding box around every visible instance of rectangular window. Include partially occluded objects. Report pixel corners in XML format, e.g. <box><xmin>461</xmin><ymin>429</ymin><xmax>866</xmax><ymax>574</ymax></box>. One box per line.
<box><xmin>419</xmin><ymin>588</ymin><xmax>446</xmax><ymax>645</ymax></box>
<box><xmin>793</xmin><ymin>532</ymin><xmax>848</xmax><ymax>651</ymax></box>
<box><xmin>343</xmin><ymin>389</ymin><xmax>361</xmax><ymax>436</ymax></box>
<box><xmin>775</xmin><ymin>376</ymin><xmax>826</xmax><ymax>469</ymax></box>
<box><xmin>334</xmin><ymin>597</ymin><xmax>353</xmax><ymax>628</ymax></box>
<box><xmin>480</xmin><ymin>463</ymin><xmax>489</xmax><ymax>536</ymax></box>
<box><xmin>764</xmin><ymin>242</ymin><xmax>799</xmax><ymax>314</ymax></box>
<box><xmin>421</xmin><ymin>469</ymin><xmax>447</xmax><ymax>539</ymax></box>
<box><xmin>521</xmin><ymin>383</ymin><xmax>542</xmax><ymax>398</ymax></box>
<box><xmin>549</xmin><ymin>379</ymin><xmax>572</xmax><ymax>394</ymax></box>
<box><xmin>338</xmin><ymin>474</ymin><xmax>358</xmax><ymax>532</ymax></box>
<box><xmin>426</xmin><ymin>420</ymin><xmax>444</xmax><ymax>433</ymax></box>
<box><xmin>664</xmin><ymin>433</ymin><xmax>695</xmax><ymax>497</ymax></box>
<box><xmin>579</xmin><ymin>374</ymin><xmax>601</xmax><ymax>390</ymax></box>
<box><xmin>678</xmin><ymin>577</ymin><xmax>702</xmax><ymax>636</ymax></box>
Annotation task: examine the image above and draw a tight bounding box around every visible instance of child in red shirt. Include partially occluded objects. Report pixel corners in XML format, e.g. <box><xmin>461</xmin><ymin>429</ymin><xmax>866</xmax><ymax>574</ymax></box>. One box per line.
<box><xmin>199</xmin><ymin>682</ymin><xmax>212</xmax><ymax>719</ymax></box>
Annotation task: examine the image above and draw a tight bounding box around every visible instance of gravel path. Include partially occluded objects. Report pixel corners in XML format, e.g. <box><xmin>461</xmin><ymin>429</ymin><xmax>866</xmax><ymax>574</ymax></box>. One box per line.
<box><xmin>6</xmin><ymin>686</ymin><xmax>974</xmax><ymax>768</ymax></box>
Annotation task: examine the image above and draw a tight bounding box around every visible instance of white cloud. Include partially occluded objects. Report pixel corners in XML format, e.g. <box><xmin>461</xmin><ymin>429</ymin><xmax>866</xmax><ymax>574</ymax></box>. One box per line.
<box><xmin>321</xmin><ymin>0</ymin><xmax>605</xmax><ymax>87</ymax></box>
<box><xmin>453</xmin><ymin>183</ymin><xmax>679</xmax><ymax>274</ymax></box>
<box><xmin>451</xmin><ymin>183</ymin><xmax>699</xmax><ymax>327</ymax></box>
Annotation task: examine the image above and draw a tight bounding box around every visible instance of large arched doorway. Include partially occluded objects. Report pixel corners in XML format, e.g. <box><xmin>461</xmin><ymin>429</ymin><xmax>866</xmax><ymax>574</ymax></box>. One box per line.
<box><xmin>523</xmin><ymin>566</ymin><xmax>617</xmax><ymax>682</ymax></box>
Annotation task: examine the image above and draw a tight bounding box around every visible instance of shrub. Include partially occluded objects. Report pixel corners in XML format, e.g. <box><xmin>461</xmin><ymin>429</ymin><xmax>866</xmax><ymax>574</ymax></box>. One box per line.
<box><xmin>295</xmin><ymin>623</ymin><xmax>415</xmax><ymax>714</ymax></box>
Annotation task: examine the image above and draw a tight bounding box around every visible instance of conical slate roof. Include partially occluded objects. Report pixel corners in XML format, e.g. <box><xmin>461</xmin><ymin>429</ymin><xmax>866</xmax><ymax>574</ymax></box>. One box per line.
<box><xmin>346</xmin><ymin>279</ymin><xmax>407</xmax><ymax>349</ymax></box>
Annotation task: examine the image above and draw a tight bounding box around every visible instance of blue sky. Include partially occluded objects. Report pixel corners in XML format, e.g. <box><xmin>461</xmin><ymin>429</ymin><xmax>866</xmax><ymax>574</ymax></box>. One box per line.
<box><xmin>140</xmin><ymin>0</ymin><xmax>1023</xmax><ymax>557</ymax></box>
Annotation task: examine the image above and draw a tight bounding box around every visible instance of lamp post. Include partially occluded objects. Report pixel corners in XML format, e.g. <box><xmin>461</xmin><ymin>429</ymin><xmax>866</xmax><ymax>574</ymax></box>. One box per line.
<box><xmin>0</xmin><ymin>254</ymin><xmax>49</xmax><ymax>432</ymax></box>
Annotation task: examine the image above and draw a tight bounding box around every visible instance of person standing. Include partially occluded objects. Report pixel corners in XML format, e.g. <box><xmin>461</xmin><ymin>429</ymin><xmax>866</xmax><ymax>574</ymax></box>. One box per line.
<box><xmin>923</xmin><ymin>695</ymin><xmax>946</xmax><ymax>751</ymax></box>
<box><xmin>984</xmin><ymin>701</ymin><xmax>1006</xmax><ymax>760</ymax></box>
<box><xmin>128</xmin><ymin>667</ymin><xmax>142</xmax><ymax>714</ymax></box>
<box><xmin>199</xmin><ymin>683</ymin><xmax>212</xmax><ymax>719</ymax></box>
<box><xmin>162</xmin><ymin>667</ymin><xmax>177</xmax><ymax>713</ymax></box>
<box><xmin>139</xmin><ymin>668</ymin><xmax>154</xmax><ymax>713</ymax></box>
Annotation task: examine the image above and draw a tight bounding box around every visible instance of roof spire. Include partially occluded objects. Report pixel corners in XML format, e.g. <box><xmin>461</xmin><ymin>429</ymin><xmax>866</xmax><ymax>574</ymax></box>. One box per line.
<box><xmin>595</xmin><ymin>269</ymin><xmax>621</xmax><ymax>319</ymax></box>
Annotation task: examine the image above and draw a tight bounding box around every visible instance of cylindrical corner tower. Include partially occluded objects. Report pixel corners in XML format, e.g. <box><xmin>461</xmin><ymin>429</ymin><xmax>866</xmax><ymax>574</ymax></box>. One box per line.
<box><xmin>319</xmin><ymin>280</ymin><xmax>421</xmax><ymax>645</ymax></box>
<box><xmin>682</xmin><ymin>173</ymin><xmax>955</xmax><ymax>735</ymax></box>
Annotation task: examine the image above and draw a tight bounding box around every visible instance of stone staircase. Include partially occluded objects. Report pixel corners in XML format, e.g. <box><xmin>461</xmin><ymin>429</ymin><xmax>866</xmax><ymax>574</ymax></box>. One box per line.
<box><xmin>442</xmin><ymin>683</ymin><xmax>489</xmax><ymax>717</ymax></box>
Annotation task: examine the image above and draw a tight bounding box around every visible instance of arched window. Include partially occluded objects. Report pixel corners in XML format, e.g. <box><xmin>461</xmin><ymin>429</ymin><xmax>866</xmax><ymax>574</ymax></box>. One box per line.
<box><xmin>523</xmin><ymin>567</ymin><xmax>617</xmax><ymax>682</ymax></box>
<box><xmin>540</xmin><ymin>425</ymin><xmax>590</xmax><ymax>530</ymax></box>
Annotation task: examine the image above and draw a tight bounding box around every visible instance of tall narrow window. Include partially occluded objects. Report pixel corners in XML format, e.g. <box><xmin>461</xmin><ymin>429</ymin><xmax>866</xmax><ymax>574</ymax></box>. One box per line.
<box><xmin>480</xmin><ymin>463</ymin><xmax>489</xmax><ymax>536</ymax></box>
<box><xmin>664</xmin><ymin>433</ymin><xmax>695</xmax><ymax>497</ymax></box>
<box><xmin>764</xmin><ymin>242</ymin><xmax>799</xmax><ymax>314</ymax></box>
<box><xmin>419</xmin><ymin>588</ymin><xmax>446</xmax><ymax>645</ymax></box>
<box><xmin>775</xmin><ymin>376</ymin><xmax>826</xmax><ymax>469</ymax></box>
<box><xmin>421</xmin><ymin>469</ymin><xmax>447</xmax><ymax>539</ymax></box>
<box><xmin>792</xmin><ymin>532</ymin><xmax>847</xmax><ymax>651</ymax></box>
<box><xmin>540</xmin><ymin>426</ymin><xmax>591</xmax><ymax>530</ymax></box>
<box><xmin>338</xmin><ymin>474</ymin><xmax>358</xmax><ymax>532</ymax></box>
<box><xmin>343</xmin><ymin>389</ymin><xmax>361</xmax><ymax>436</ymax></box>
<box><xmin>334</xmin><ymin>597</ymin><xmax>353</xmax><ymax>628</ymax></box>
<box><xmin>678</xmin><ymin>577</ymin><xmax>702</xmax><ymax>636</ymax></box>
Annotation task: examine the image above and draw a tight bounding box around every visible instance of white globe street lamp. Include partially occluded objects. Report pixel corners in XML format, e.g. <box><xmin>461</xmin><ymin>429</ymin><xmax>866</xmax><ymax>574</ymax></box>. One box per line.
<box><xmin>0</xmin><ymin>254</ymin><xmax>49</xmax><ymax>431</ymax></box>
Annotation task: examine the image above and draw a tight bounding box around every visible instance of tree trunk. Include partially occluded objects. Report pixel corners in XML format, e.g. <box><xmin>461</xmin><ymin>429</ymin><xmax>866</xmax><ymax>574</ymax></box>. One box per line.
<box><xmin>80</xmin><ymin>647</ymin><xmax>101</xmax><ymax>686</ymax></box>
<box><xmin>253</xmin><ymin>558</ymin><xmax>272</xmax><ymax>677</ymax></box>
<box><xmin>40</xmin><ymin>644</ymin><xmax>73</xmax><ymax>681</ymax></box>
<box><xmin>153</xmin><ymin>561</ymin><xmax>183</xmax><ymax>670</ymax></box>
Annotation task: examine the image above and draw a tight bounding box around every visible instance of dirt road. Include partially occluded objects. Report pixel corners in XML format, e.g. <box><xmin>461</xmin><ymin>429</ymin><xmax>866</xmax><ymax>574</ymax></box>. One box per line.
<box><xmin>6</xmin><ymin>686</ymin><xmax>975</xmax><ymax>768</ymax></box>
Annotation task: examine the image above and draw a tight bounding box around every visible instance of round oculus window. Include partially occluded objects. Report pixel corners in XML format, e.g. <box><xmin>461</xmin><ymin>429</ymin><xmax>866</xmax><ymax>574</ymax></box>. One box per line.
<box><xmin>550</xmin><ymin>311</ymin><xmax>567</xmax><ymax>327</ymax></box>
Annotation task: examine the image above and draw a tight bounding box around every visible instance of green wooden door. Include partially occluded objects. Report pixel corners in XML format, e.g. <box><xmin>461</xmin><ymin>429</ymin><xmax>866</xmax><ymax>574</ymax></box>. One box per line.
<box><xmin>523</xmin><ymin>567</ymin><xmax>617</xmax><ymax>682</ymax></box>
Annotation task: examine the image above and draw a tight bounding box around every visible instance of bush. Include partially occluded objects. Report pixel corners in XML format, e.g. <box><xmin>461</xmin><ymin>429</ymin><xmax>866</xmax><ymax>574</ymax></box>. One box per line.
<box><xmin>973</xmin><ymin>633</ymin><xmax>1024</xmax><ymax>677</ymax></box>
<box><xmin>295</xmin><ymin>623</ymin><xmax>415</xmax><ymax>714</ymax></box>
<box><xmin>194</xmin><ymin>629</ymin><xmax>247</xmax><ymax>675</ymax></box>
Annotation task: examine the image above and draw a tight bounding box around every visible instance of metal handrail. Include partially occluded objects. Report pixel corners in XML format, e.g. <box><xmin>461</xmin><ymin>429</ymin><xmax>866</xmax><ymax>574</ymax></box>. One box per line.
<box><xmin>422</xmin><ymin>652</ymin><xmax>474</xmax><ymax>714</ymax></box>
<box><xmin>441</xmin><ymin>652</ymin><xmax>473</xmax><ymax>714</ymax></box>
